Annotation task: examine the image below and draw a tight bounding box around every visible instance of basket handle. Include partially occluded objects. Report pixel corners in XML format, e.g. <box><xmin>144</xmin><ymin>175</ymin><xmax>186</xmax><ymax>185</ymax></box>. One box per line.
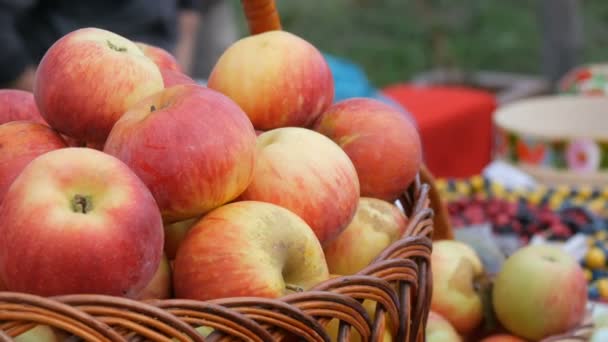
<box><xmin>419</xmin><ymin>164</ymin><xmax>454</xmax><ymax>241</ymax></box>
<box><xmin>240</xmin><ymin>0</ymin><xmax>282</xmax><ymax>35</ymax></box>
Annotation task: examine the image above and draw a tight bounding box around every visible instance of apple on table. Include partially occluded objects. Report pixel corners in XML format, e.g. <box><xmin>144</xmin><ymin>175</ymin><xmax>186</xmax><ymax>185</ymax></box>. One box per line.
<box><xmin>0</xmin><ymin>148</ymin><xmax>164</xmax><ymax>297</ymax></box>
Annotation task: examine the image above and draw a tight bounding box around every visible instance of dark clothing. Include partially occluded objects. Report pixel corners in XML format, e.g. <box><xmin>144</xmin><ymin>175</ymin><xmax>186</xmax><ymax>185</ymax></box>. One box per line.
<box><xmin>0</xmin><ymin>0</ymin><xmax>196</xmax><ymax>86</ymax></box>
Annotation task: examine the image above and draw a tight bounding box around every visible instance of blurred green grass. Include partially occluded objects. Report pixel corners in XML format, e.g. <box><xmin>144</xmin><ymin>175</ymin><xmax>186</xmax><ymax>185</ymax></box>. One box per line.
<box><xmin>231</xmin><ymin>0</ymin><xmax>608</xmax><ymax>88</ymax></box>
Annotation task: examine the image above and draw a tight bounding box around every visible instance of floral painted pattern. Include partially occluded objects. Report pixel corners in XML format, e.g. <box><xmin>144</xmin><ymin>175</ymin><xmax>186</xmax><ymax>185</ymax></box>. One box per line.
<box><xmin>565</xmin><ymin>139</ymin><xmax>601</xmax><ymax>173</ymax></box>
<box><xmin>559</xmin><ymin>64</ymin><xmax>608</xmax><ymax>96</ymax></box>
<box><xmin>494</xmin><ymin>127</ymin><xmax>608</xmax><ymax>173</ymax></box>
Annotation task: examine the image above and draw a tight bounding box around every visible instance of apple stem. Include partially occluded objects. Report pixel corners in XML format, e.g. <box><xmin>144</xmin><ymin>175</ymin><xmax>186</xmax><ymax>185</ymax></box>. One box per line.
<box><xmin>106</xmin><ymin>40</ymin><xmax>127</xmax><ymax>52</ymax></box>
<box><xmin>285</xmin><ymin>283</ymin><xmax>304</xmax><ymax>293</ymax></box>
<box><xmin>71</xmin><ymin>194</ymin><xmax>93</xmax><ymax>214</ymax></box>
<box><xmin>150</xmin><ymin>105</ymin><xmax>157</xmax><ymax>112</ymax></box>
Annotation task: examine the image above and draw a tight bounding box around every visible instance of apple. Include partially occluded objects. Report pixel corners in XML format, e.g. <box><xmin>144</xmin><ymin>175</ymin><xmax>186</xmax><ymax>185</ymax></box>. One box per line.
<box><xmin>208</xmin><ymin>30</ymin><xmax>334</xmax><ymax>130</ymax></box>
<box><xmin>0</xmin><ymin>148</ymin><xmax>164</xmax><ymax>297</ymax></box>
<box><xmin>430</xmin><ymin>240</ymin><xmax>484</xmax><ymax>335</ymax></box>
<box><xmin>137</xmin><ymin>253</ymin><xmax>172</xmax><ymax>300</ymax></box>
<box><xmin>426</xmin><ymin>311</ymin><xmax>462</xmax><ymax>342</ymax></box>
<box><xmin>239</xmin><ymin>127</ymin><xmax>359</xmax><ymax>246</ymax></box>
<box><xmin>34</xmin><ymin>27</ymin><xmax>164</xmax><ymax>144</ymax></box>
<box><xmin>136</xmin><ymin>41</ymin><xmax>182</xmax><ymax>72</ymax></box>
<box><xmin>104</xmin><ymin>84</ymin><xmax>257</xmax><ymax>223</ymax></box>
<box><xmin>14</xmin><ymin>325</ymin><xmax>58</xmax><ymax>342</ymax></box>
<box><xmin>0</xmin><ymin>89</ymin><xmax>47</xmax><ymax>125</ymax></box>
<box><xmin>323</xmin><ymin>197</ymin><xmax>408</xmax><ymax>275</ymax></box>
<box><xmin>173</xmin><ymin>201</ymin><xmax>329</xmax><ymax>301</ymax></box>
<box><xmin>0</xmin><ymin>121</ymin><xmax>67</xmax><ymax>203</ymax></box>
<box><xmin>164</xmin><ymin>217</ymin><xmax>199</xmax><ymax>260</ymax></box>
<box><xmin>160</xmin><ymin>68</ymin><xmax>196</xmax><ymax>87</ymax></box>
<box><xmin>313</xmin><ymin>98</ymin><xmax>422</xmax><ymax>201</ymax></box>
<box><xmin>492</xmin><ymin>244</ymin><xmax>588</xmax><ymax>341</ymax></box>
<box><xmin>480</xmin><ymin>334</ymin><xmax>526</xmax><ymax>342</ymax></box>
<box><xmin>325</xmin><ymin>298</ymin><xmax>394</xmax><ymax>342</ymax></box>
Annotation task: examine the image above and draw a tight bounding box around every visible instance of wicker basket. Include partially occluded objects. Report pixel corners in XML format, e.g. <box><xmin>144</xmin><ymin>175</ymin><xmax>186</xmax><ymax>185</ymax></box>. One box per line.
<box><xmin>0</xmin><ymin>3</ymin><xmax>442</xmax><ymax>341</ymax></box>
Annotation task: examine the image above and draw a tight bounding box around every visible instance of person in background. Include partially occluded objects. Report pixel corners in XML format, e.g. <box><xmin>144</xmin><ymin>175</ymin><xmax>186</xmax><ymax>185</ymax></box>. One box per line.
<box><xmin>0</xmin><ymin>0</ymin><xmax>202</xmax><ymax>91</ymax></box>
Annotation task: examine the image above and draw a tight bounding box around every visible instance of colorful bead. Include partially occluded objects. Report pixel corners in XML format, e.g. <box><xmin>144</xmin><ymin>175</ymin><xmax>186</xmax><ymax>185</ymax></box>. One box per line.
<box><xmin>598</xmin><ymin>278</ymin><xmax>608</xmax><ymax>298</ymax></box>
<box><xmin>584</xmin><ymin>269</ymin><xmax>593</xmax><ymax>282</ymax></box>
<box><xmin>586</xmin><ymin>247</ymin><xmax>606</xmax><ymax>269</ymax></box>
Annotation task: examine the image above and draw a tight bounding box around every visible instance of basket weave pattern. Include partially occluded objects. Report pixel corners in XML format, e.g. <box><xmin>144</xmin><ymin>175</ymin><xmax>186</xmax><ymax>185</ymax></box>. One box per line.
<box><xmin>0</xmin><ymin>178</ymin><xmax>433</xmax><ymax>342</ymax></box>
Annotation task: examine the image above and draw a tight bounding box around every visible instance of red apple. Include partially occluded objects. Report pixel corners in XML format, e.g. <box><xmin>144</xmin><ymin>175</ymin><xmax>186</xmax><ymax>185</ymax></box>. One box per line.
<box><xmin>160</xmin><ymin>68</ymin><xmax>196</xmax><ymax>87</ymax></box>
<box><xmin>34</xmin><ymin>27</ymin><xmax>164</xmax><ymax>144</ymax></box>
<box><xmin>208</xmin><ymin>30</ymin><xmax>334</xmax><ymax>130</ymax></box>
<box><xmin>480</xmin><ymin>334</ymin><xmax>526</xmax><ymax>342</ymax></box>
<box><xmin>0</xmin><ymin>148</ymin><xmax>164</xmax><ymax>297</ymax></box>
<box><xmin>0</xmin><ymin>89</ymin><xmax>47</xmax><ymax>125</ymax></box>
<box><xmin>173</xmin><ymin>201</ymin><xmax>329</xmax><ymax>301</ymax></box>
<box><xmin>492</xmin><ymin>245</ymin><xmax>588</xmax><ymax>341</ymax></box>
<box><xmin>137</xmin><ymin>253</ymin><xmax>172</xmax><ymax>300</ymax></box>
<box><xmin>430</xmin><ymin>240</ymin><xmax>484</xmax><ymax>335</ymax></box>
<box><xmin>136</xmin><ymin>42</ymin><xmax>182</xmax><ymax>72</ymax></box>
<box><xmin>313</xmin><ymin>98</ymin><xmax>422</xmax><ymax>201</ymax></box>
<box><xmin>104</xmin><ymin>84</ymin><xmax>257</xmax><ymax>223</ymax></box>
<box><xmin>323</xmin><ymin>197</ymin><xmax>407</xmax><ymax>275</ymax></box>
<box><xmin>239</xmin><ymin>127</ymin><xmax>359</xmax><ymax>246</ymax></box>
<box><xmin>426</xmin><ymin>311</ymin><xmax>462</xmax><ymax>342</ymax></box>
<box><xmin>0</xmin><ymin>121</ymin><xmax>67</xmax><ymax>203</ymax></box>
<box><xmin>164</xmin><ymin>217</ymin><xmax>199</xmax><ymax>260</ymax></box>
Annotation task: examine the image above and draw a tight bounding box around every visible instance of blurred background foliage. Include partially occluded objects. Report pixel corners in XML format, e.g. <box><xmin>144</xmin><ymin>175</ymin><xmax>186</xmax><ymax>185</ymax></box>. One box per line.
<box><xmin>230</xmin><ymin>0</ymin><xmax>608</xmax><ymax>88</ymax></box>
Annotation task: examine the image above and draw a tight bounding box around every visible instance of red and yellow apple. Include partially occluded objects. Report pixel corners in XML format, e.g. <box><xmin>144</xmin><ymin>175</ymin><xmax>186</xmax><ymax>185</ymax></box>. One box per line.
<box><xmin>173</xmin><ymin>201</ymin><xmax>329</xmax><ymax>301</ymax></box>
<box><xmin>239</xmin><ymin>127</ymin><xmax>359</xmax><ymax>246</ymax></box>
<box><xmin>160</xmin><ymin>68</ymin><xmax>196</xmax><ymax>87</ymax></box>
<box><xmin>492</xmin><ymin>245</ymin><xmax>588</xmax><ymax>341</ymax></box>
<box><xmin>104</xmin><ymin>84</ymin><xmax>257</xmax><ymax>223</ymax></box>
<box><xmin>0</xmin><ymin>89</ymin><xmax>47</xmax><ymax>125</ymax></box>
<box><xmin>426</xmin><ymin>311</ymin><xmax>462</xmax><ymax>342</ymax></box>
<box><xmin>136</xmin><ymin>41</ymin><xmax>182</xmax><ymax>72</ymax></box>
<box><xmin>208</xmin><ymin>30</ymin><xmax>334</xmax><ymax>130</ymax></box>
<box><xmin>137</xmin><ymin>253</ymin><xmax>172</xmax><ymax>300</ymax></box>
<box><xmin>34</xmin><ymin>27</ymin><xmax>164</xmax><ymax>143</ymax></box>
<box><xmin>0</xmin><ymin>121</ymin><xmax>67</xmax><ymax>203</ymax></box>
<box><xmin>313</xmin><ymin>98</ymin><xmax>422</xmax><ymax>201</ymax></box>
<box><xmin>430</xmin><ymin>240</ymin><xmax>484</xmax><ymax>335</ymax></box>
<box><xmin>480</xmin><ymin>334</ymin><xmax>526</xmax><ymax>342</ymax></box>
<box><xmin>0</xmin><ymin>148</ymin><xmax>164</xmax><ymax>297</ymax></box>
<box><xmin>323</xmin><ymin>197</ymin><xmax>407</xmax><ymax>275</ymax></box>
<box><xmin>164</xmin><ymin>217</ymin><xmax>199</xmax><ymax>260</ymax></box>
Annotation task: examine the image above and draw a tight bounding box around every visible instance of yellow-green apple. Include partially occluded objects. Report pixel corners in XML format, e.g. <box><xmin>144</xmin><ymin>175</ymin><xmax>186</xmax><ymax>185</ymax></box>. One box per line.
<box><xmin>426</xmin><ymin>311</ymin><xmax>462</xmax><ymax>342</ymax></box>
<box><xmin>313</xmin><ymin>98</ymin><xmax>422</xmax><ymax>201</ymax></box>
<box><xmin>34</xmin><ymin>27</ymin><xmax>164</xmax><ymax>144</ymax></box>
<box><xmin>160</xmin><ymin>68</ymin><xmax>196</xmax><ymax>87</ymax></box>
<box><xmin>207</xmin><ymin>30</ymin><xmax>333</xmax><ymax>130</ymax></box>
<box><xmin>173</xmin><ymin>201</ymin><xmax>329</xmax><ymax>301</ymax></box>
<box><xmin>137</xmin><ymin>253</ymin><xmax>172</xmax><ymax>300</ymax></box>
<box><xmin>238</xmin><ymin>127</ymin><xmax>359</xmax><ymax>246</ymax></box>
<box><xmin>0</xmin><ymin>121</ymin><xmax>67</xmax><ymax>203</ymax></box>
<box><xmin>0</xmin><ymin>89</ymin><xmax>47</xmax><ymax>125</ymax></box>
<box><xmin>492</xmin><ymin>245</ymin><xmax>587</xmax><ymax>341</ymax></box>
<box><xmin>164</xmin><ymin>217</ymin><xmax>199</xmax><ymax>260</ymax></box>
<box><xmin>0</xmin><ymin>148</ymin><xmax>164</xmax><ymax>297</ymax></box>
<box><xmin>323</xmin><ymin>197</ymin><xmax>407</xmax><ymax>275</ymax></box>
<box><xmin>430</xmin><ymin>240</ymin><xmax>484</xmax><ymax>335</ymax></box>
<box><xmin>136</xmin><ymin>41</ymin><xmax>182</xmax><ymax>72</ymax></box>
<box><xmin>14</xmin><ymin>325</ymin><xmax>58</xmax><ymax>342</ymax></box>
<box><xmin>480</xmin><ymin>334</ymin><xmax>526</xmax><ymax>342</ymax></box>
<box><xmin>104</xmin><ymin>84</ymin><xmax>257</xmax><ymax>223</ymax></box>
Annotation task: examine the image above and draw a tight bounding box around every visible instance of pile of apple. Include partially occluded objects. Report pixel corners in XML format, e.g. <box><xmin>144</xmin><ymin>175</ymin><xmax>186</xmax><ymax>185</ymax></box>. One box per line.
<box><xmin>0</xmin><ymin>27</ymin><xmax>424</xmax><ymax>338</ymax></box>
<box><xmin>427</xmin><ymin>240</ymin><xmax>589</xmax><ymax>342</ymax></box>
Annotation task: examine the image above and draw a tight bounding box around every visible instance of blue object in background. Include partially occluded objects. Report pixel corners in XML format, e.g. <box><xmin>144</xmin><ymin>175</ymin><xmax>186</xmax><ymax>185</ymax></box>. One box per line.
<box><xmin>323</xmin><ymin>53</ymin><xmax>417</xmax><ymax>127</ymax></box>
